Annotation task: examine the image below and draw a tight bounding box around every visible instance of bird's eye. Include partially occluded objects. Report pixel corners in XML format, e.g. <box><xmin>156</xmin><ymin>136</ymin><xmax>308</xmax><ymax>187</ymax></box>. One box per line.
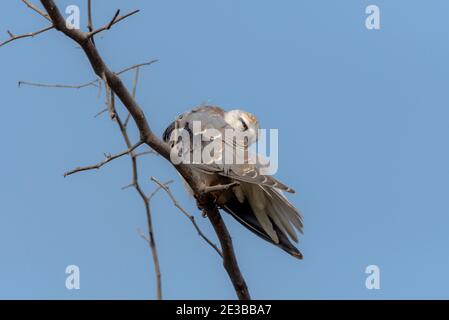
<box><xmin>239</xmin><ymin>117</ymin><xmax>249</xmax><ymax>131</ymax></box>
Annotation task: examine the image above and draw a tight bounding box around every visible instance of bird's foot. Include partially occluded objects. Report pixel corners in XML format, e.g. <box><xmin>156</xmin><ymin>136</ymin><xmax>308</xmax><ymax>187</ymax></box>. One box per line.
<box><xmin>195</xmin><ymin>193</ymin><xmax>219</xmax><ymax>218</ymax></box>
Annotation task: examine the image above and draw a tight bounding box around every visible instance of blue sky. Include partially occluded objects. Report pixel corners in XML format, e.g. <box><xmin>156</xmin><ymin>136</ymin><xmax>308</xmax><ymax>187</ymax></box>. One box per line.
<box><xmin>1</xmin><ymin>0</ymin><xmax>449</xmax><ymax>299</ymax></box>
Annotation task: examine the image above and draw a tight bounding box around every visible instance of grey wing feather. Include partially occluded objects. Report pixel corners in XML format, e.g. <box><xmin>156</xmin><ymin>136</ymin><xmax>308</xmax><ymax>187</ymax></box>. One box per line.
<box><xmin>226</xmin><ymin>164</ymin><xmax>296</xmax><ymax>193</ymax></box>
<box><xmin>231</xmin><ymin>182</ymin><xmax>302</xmax><ymax>250</ymax></box>
<box><xmin>239</xmin><ymin>183</ymin><xmax>279</xmax><ymax>244</ymax></box>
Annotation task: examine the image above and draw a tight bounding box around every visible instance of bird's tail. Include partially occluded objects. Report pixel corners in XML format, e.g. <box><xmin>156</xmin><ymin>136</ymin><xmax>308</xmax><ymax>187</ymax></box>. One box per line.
<box><xmin>220</xmin><ymin>194</ymin><xmax>303</xmax><ymax>259</ymax></box>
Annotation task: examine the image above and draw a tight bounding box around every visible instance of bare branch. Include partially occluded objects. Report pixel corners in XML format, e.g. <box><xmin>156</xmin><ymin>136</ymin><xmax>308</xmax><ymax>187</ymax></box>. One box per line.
<box><xmin>137</xmin><ymin>188</ymin><xmax>163</xmax><ymax>300</ymax></box>
<box><xmin>21</xmin><ymin>0</ymin><xmax>51</xmax><ymax>21</ymax></box>
<box><xmin>116</xmin><ymin>59</ymin><xmax>158</xmax><ymax>76</ymax></box>
<box><xmin>0</xmin><ymin>25</ymin><xmax>53</xmax><ymax>47</ymax></box>
<box><xmin>124</xmin><ymin>67</ymin><xmax>141</xmax><ymax>127</ymax></box>
<box><xmin>106</xmin><ymin>10</ymin><xmax>121</xmax><ymax>30</ymax></box>
<box><xmin>148</xmin><ymin>180</ymin><xmax>174</xmax><ymax>200</ymax></box>
<box><xmin>150</xmin><ymin>177</ymin><xmax>223</xmax><ymax>258</ymax></box>
<box><xmin>101</xmin><ymin>81</ymin><xmax>163</xmax><ymax>300</ymax></box>
<box><xmin>94</xmin><ymin>107</ymin><xmax>108</xmax><ymax>118</ymax></box>
<box><xmin>86</xmin><ymin>0</ymin><xmax>96</xmax><ymax>46</ymax></box>
<box><xmin>205</xmin><ymin>206</ymin><xmax>251</xmax><ymax>300</ymax></box>
<box><xmin>138</xmin><ymin>228</ymin><xmax>151</xmax><ymax>243</ymax></box>
<box><xmin>18</xmin><ymin>59</ymin><xmax>157</xmax><ymax>90</ymax></box>
<box><xmin>96</xmin><ymin>80</ymin><xmax>103</xmax><ymax>98</ymax></box>
<box><xmin>135</xmin><ymin>150</ymin><xmax>157</xmax><ymax>157</ymax></box>
<box><xmin>132</xmin><ymin>67</ymin><xmax>140</xmax><ymax>99</ymax></box>
<box><xmin>121</xmin><ymin>182</ymin><xmax>135</xmax><ymax>190</ymax></box>
<box><xmin>123</xmin><ymin>113</ymin><xmax>132</xmax><ymax>127</ymax></box>
<box><xmin>87</xmin><ymin>0</ymin><xmax>94</xmax><ymax>32</ymax></box>
<box><xmin>18</xmin><ymin>79</ymin><xmax>100</xmax><ymax>89</ymax></box>
<box><xmin>64</xmin><ymin>141</ymin><xmax>143</xmax><ymax>177</ymax></box>
<box><xmin>102</xmin><ymin>74</ymin><xmax>116</xmax><ymax>119</ymax></box>
<box><xmin>87</xmin><ymin>9</ymin><xmax>139</xmax><ymax>39</ymax></box>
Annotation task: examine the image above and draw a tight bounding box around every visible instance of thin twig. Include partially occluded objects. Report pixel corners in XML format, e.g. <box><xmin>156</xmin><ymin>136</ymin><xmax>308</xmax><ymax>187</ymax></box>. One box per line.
<box><xmin>123</xmin><ymin>113</ymin><xmax>132</xmax><ymax>127</ymax></box>
<box><xmin>64</xmin><ymin>141</ymin><xmax>143</xmax><ymax>177</ymax></box>
<box><xmin>18</xmin><ymin>79</ymin><xmax>100</xmax><ymax>89</ymax></box>
<box><xmin>148</xmin><ymin>180</ymin><xmax>174</xmax><ymax>200</ymax></box>
<box><xmin>87</xmin><ymin>9</ymin><xmax>139</xmax><ymax>39</ymax></box>
<box><xmin>101</xmin><ymin>79</ymin><xmax>163</xmax><ymax>300</ymax></box>
<box><xmin>102</xmin><ymin>74</ymin><xmax>116</xmax><ymax>119</ymax></box>
<box><xmin>124</xmin><ymin>67</ymin><xmax>140</xmax><ymax>127</ymax></box>
<box><xmin>87</xmin><ymin>0</ymin><xmax>94</xmax><ymax>32</ymax></box>
<box><xmin>87</xmin><ymin>0</ymin><xmax>95</xmax><ymax>46</ymax></box>
<box><xmin>131</xmin><ymin>67</ymin><xmax>140</xmax><ymax>98</ymax></box>
<box><xmin>135</xmin><ymin>150</ymin><xmax>156</xmax><ymax>157</ymax></box>
<box><xmin>18</xmin><ymin>60</ymin><xmax>157</xmax><ymax>90</ymax></box>
<box><xmin>121</xmin><ymin>182</ymin><xmax>135</xmax><ymax>190</ymax></box>
<box><xmin>105</xmin><ymin>10</ymin><xmax>121</xmax><ymax>30</ymax></box>
<box><xmin>116</xmin><ymin>112</ymin><xmax>163</xmax><ymax>300</ymax></box>
<box><xmin>96</xmin><ymin>81</ymin><xmax>103</xmax><ymax>99</ymax></box>
<box><xmin>116</xmin><ymin>59</ymin><xmax>158</xmax><ymax>76</ymax></box>
<box><xmin>21</xmin><ymin>0</ymin><xmax>51</xmax><ymax>21</ymax></box>
<box><xmin>0</xmin><ymin>25</ymin><xmax>53</xmax><ymax>47</ymax></box>
<box><xmin>94</xmin><ymin>108</ymin><xmax>108</xmax><ymax>118</ymax></box>
<box><xmin>150</xmin><ymin>177</ymin><xmax>223</xmax><ymax>258</ymax></box>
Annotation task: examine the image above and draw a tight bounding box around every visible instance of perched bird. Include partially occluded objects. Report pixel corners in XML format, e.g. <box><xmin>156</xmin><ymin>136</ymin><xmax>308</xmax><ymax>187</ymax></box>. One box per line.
<box><xmin>163</xmin><ymin>105</ymin><xmax>303</xmax><ymax>258</ymax></box>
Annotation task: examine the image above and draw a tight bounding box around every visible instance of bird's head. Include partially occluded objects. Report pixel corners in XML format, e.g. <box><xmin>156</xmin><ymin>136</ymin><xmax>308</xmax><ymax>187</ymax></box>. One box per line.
<box><xmin>224</xmin><ymin>109</ymin><xmax>260</xmax><ymax>146</ymax></box>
